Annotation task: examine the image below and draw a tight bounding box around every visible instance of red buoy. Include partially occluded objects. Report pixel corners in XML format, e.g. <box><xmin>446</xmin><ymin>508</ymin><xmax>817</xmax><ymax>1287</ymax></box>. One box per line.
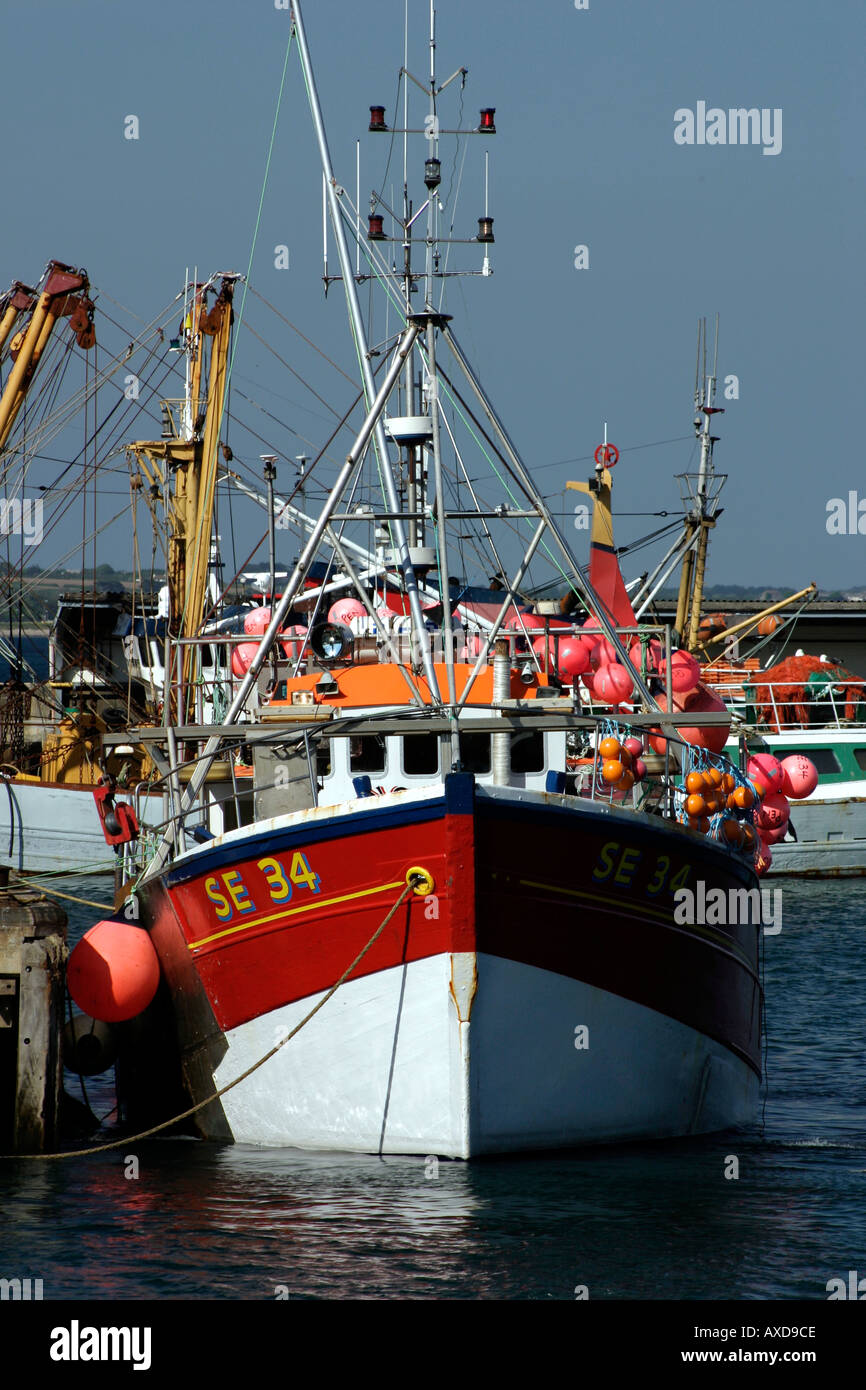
<box><xmin>67</xmin><ymin>920</ymin><xmax>160</xmax><ymax>1023</ymax></box>
<box><xmin>780</xmin><ymin>754</ymin><xmax>819</xmax><ymax>800</ymax></box>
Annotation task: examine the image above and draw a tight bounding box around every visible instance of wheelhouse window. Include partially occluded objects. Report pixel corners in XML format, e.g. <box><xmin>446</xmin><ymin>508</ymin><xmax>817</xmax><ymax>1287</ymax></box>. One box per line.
<box><xmin>350</xmin><ymin>734</ymin><xmax>386</xmax><ymax>774</ymax></box>
<box><xmin>510</xmin><ymin>730</ymin><xmax>544</xmax><ymax>773</ymax></box>
<box><xmin>403</xmin><ymin>733</ymin><xmax>440</xmax><ymax>776</ymax></box>
<box><xmin>459</xmin><ymin>731</ymin><xmax>491</xmax><ymax>774</ymax></box>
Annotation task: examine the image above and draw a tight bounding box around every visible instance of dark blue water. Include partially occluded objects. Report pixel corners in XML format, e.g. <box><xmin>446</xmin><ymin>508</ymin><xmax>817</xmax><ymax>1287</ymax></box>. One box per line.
<box><xmin>1</xmin><ymin>878</ymin><xmax>864</xmax><ymax>1300</ymax></box>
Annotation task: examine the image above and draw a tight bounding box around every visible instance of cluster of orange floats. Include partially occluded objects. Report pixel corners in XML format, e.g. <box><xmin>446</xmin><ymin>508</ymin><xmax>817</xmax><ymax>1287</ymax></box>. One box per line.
<box><xmin>595</xmin><ymin>734</ymin><xmax>648</xmax><ymax>795</ymax></box>
<box><xmin>590</xmin><ymin>721</ymin><xmax>766</xmax><ymax>868</ymax></box>
<box><xmin>681</xmin><ymin>765</ymin><xmax>757</xmax><ymax>849</ymax></box>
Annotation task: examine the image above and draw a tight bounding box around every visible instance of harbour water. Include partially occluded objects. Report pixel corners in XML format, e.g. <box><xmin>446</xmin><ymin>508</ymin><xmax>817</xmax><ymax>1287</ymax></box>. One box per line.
<box><xmin>0</xmin><ymin>875</ymin><xmax>863</xmax><ymax>1301</ymax></box>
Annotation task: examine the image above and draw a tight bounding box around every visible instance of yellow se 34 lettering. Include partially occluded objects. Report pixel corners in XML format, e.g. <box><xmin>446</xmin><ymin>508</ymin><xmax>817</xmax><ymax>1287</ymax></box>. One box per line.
<box><xmin>593</xmin><ymin>841</ymin><xmax>690</xmax><ymax>894</ymax></box>
<box><xmin>205</xmin><ymin>870</ymin><xmax>256</xmax><ymax>920</ymax></box>
<box><xmin>205</xmin><ymin>852</ymin><xmax>321</xmax><ymax>923</ymax></box>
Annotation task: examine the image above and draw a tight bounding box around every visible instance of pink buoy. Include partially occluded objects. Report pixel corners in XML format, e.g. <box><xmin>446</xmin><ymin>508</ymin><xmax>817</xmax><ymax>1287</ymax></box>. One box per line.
<box><xmin>628</xmin><ymin>637</ymin><xmax>662</xmax><ymax>672</ymax></box>
<box><xmin>747</xmin><ymin>753</ymin><xmax>785</xmax><ymax>797</ymax></box>
<box><xmin>243</xmin><ymin>606</ymin><xmax>271</xmax><ymax>635</ymax></box>
<box><xmin>532</xmin><ymin>634</ymin><xmax>591</xmax><ymax>679</ymax></box>
<box><xmin>279</xmin><ymin>623</ymin><xmax>307</xmax><ymax>660</ymax></box>
<box><xmin>589</xmin><ymin>637</ymin><xmax>619</xmax><ymax>671</ymax></box>
<box><xmin>328</xmin><ymin>598</ymin><xmax>367</xmax><ymax>626</ymax></box>
<box><xmin>780</xmin><ymin>754</ymin><xmax>819</xmax><ymax>800</ymax></box>
<box><xmin>67</xmin><ymin>920</ymin><xmax>160</xmax><ymax>1023</ymax></box>
<box><xmin>459</xmin><ymin>633</ymin><xmax>484</xmax><ymax>661</ymax></box>
<box><xmin>231</xmin><ymin>641</ymin><xmax>260</xmax><ymax>677</ymax></box>
<box><xmin>504</xmin><ymin>612</ymin><xmax>545</xmax><ymax>632</ymax></box>
<box><xmin>556</xmin><ymin>636</ymin><xmax>592</xmax><ymax>679</ymax></box>
<box><xmin>664</xmin><ymin>649</ymin><xmax>701</xmax><ymax>694</ymax></box>
<box><xmin>755</xmin><ymin>840</ymin><xmax>773</xmax><ymax>876</ymax></box>
<box><xmin>633</xmin><ymin>757</ymin><xmax>647</xmax><ymax>782</ymax></box>
<box><xmin>755</xmin><ymin>791</ymin><xmax>790</xmax><ymax>832</ymax></box>
<box><xmin>764</xmin><ymin>823</ymin><xmax>789</xmax><ymax>844</ymax></box>
<box><xmin>652</xmin><ymin>684</ymin><xmax>730</xmax><ymax>755</ymax></box>
<box><xmin>623</xmin><ymin>736</ymin><xmax>643</xmax><ymax>759</ymax></box>
<box><xmin>593</xmin><ymin>662</ymin><xmax>634</xmax><ymax>704</ymax></box>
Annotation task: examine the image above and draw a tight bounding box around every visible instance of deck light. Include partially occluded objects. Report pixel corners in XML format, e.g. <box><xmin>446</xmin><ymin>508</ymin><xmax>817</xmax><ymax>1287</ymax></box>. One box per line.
<box><xmin>369</xmin><ymin>105</ymin><xmax>387</xmax><ymax>131</ymax></box>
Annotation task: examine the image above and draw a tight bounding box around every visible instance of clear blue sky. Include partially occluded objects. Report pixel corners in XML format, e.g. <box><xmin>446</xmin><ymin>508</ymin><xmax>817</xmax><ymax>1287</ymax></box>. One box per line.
<box><xmin>1</xmin><ymin>0</ymin><xmax>863</xmax><ymax>594</ymax></box>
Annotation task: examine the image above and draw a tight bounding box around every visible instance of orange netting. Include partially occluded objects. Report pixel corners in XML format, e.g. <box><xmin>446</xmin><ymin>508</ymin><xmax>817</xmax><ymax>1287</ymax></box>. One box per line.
<box><xmin>750</xmin><ymin>655</ymin><xmax>865</xmax><ymax>727</ymax></box>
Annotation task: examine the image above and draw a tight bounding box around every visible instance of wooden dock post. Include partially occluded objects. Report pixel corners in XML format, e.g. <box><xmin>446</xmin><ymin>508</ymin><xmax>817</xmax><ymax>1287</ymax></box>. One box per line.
<box><xmin>0</xmin><ymin>871</ymin><xmax>67</xmax><ymax>1153</ymax></box>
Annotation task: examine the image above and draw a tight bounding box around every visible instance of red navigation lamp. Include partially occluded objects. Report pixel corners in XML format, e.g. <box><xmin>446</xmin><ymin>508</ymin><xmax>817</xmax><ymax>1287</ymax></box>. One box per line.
<box><xmin>476</xmin><ymin>216</ymin><xmax>495</xmax><ymax>243</ymax></box>
<box><xmin>368</xmin><ymin>214</ymin><xmax>386</xmax><ymax>241</ymax></box>
<box><xmin>369</xmin><ymin>105</ymin><xmax>388</xmax><ymax>132</ymax></box>
<box><xmin>479</xmin><ymin>108</ymin><xmax>496</xmax><ymax>133</ymax></box>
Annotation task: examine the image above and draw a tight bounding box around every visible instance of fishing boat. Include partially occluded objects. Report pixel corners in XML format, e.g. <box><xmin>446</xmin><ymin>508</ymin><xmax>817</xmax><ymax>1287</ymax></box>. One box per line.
<box><xmin>71</xmin><ymin>0</ymin><xmax>768</xmax><ymax>1157</ymax></box>
<box><xmin>705</xmin><ymin>655</ymin><xmax>866</xmax><ymax>876</ymax></box>
<box><xmin>613</xmin><ymin>315</ymin><xmax>862</xmax><ymax>877</ymax></box>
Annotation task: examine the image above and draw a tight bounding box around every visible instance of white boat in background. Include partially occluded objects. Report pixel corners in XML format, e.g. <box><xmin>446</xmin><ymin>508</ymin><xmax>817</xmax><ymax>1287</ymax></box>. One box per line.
<box><xmin>708</xmin><ymin>660</ymin><xmax>866</xmax><ymax>876</ymax></box>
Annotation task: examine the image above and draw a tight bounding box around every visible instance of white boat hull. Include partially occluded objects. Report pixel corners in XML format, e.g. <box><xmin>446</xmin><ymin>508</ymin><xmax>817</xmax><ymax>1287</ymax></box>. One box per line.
<box><xmin>0</xmin><ymin>780</ymin><xmax>118</xmax><ymax>874</ymax></box>
<box><xmin>212</xmin><ymin>952</ymin><xmax>759</xmax><ymax>1156</ymax></box>
<box><xmin>770</xmin><ymin>791</ymin><xmax>866</xmax><ymax>876</ymax></box>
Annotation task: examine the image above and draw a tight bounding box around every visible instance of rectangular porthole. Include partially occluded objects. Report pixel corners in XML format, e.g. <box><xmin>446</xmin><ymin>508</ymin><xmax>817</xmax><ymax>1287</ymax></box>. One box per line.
<box><xmin>403</xmin><ymin>734</ymin><xmax>439</xmax><ymax>776</ymax></box>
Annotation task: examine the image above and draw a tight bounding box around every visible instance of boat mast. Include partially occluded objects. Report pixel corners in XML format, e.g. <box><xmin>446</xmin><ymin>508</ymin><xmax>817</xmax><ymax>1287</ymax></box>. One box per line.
<box><xmin>291</xmin><ymin>0</ymin><xmax>440</xmax><ymax>701</ymax></box>
<box><xmin>683</xmin><ymin>318</ymin><xmax>722</xmax><ymax>647</ymax></box>
<box><xmin>129</xmin><ymin>273</ymin><xmax>238</xmax><ymax>720</ymax></box>
<box><xmin>677</xmin><ymin>315</ymin><xmax>724</xmax><ymax>651</ymax></box>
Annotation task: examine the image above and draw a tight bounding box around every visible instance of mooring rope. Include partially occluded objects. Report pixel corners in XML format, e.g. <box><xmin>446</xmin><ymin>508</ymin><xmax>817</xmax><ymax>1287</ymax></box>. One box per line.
<box><xmin>11</xmin><ymin>878</ymin><xmax>115</xmax><ymax>912</ymax></box>
<box><xmin>4</xmin><ymin>874</ymin><xmax>421</xmax><ymax>1160</ymax></box>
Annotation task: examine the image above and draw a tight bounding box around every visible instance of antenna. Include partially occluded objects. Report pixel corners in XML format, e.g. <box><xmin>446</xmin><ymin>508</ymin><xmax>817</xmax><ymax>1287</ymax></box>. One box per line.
<box><xmin>322</xmin><ymin>173</ymin><xmax>328</xmax><ymax>291</ymax></box>
<box><xmin>355</xmin><ymin>141</ymin><xmax>361</xmax><ymax>279</ymax></box>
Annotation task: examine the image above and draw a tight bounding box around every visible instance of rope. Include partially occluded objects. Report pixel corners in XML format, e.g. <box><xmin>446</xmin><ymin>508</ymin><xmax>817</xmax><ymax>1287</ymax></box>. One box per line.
<box><xmin>11</xmin><ymin>878</ymin><xmax>115</xmax><ymax>911</ymax></box>
<box><xmin>5</xmin><ymin>874</ymin><xmax>421</xmax><ymax>1160</ymax></box>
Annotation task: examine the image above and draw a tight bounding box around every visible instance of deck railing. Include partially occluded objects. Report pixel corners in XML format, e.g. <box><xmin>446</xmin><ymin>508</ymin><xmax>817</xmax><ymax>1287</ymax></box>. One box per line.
<box><xmin>705</xmin><ymin>671</ymin><xmax>866</xmax><ymax>733</ymax></box>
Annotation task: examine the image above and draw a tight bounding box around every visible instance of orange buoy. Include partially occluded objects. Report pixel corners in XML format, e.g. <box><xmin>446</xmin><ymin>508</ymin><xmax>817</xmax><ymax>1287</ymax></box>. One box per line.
<box><xmin>685</xmin><ymin>771</ymin><xmax>704</xmax><ymax>794</ymax></box>
<box><xmin>617</xmin><ymin>768</ymin><xmax>636</xmax><ymax>792</ymax></box>
<box><xmin>602</xmin><ymin>758</ymin><xmax>624</xmax><ymax>784</ymax></box>
<box><xmin>733</xmin><ymin>785</ymin><xmax>754</xmax><ymax>811</ymax></box>
<box><xmin>67</xmin><ymin>920</ymin><xmax>160</xmax><ymax>1024</ymax></box>
<box><xmin>722</xmin><ymin>818</ymin><xmax>745</xmax><ymax>847</ymax></box>
<box><xmin>599</xmin><ymin>736</ymin><xmax>621</xmax><ymax>760</ymax></box>
<box><xmin>686</xmin><ymin>793</ymin><xmax>706</xmax><ymax>817</ymax></box>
